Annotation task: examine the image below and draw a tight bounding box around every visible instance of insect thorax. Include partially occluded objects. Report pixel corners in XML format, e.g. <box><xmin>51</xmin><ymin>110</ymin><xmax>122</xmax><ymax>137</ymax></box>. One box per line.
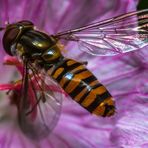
<box><xmin>9</xmin><ymin>30</ymin><xmax>63</xmax><ymax>66</ymax></box>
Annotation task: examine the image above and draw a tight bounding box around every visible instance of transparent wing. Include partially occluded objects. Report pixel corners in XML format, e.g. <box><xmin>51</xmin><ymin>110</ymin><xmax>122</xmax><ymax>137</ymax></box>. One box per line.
<box><xmin>54</xmin><ymin>9</ymin><xmax>148</xmax><ymax>56</ymax></box>
<box><xmin>16</xmin><ymin>61</ymin><xmax>63</xmax><ymax>140</ymax></box>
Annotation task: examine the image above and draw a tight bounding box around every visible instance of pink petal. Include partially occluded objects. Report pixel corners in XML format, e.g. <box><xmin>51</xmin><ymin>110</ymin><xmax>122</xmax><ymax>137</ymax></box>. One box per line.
<box><xmin>0</xmin><ymin>0</ymin><xmax>144</xmax><ymax>148</ymax></box>
<box><xmin>111</xmin><ymin>104</ymin><xmax>148</xmax><ymax>147</ymax></box>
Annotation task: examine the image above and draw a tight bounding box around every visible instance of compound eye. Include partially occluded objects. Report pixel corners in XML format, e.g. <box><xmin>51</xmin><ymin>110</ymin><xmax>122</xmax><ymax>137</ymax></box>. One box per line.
<box><xmin>3</xmin><ymin>26</ymin><xmax>20</xmax><ymax>55</ymax></box>
<box><xmin>3</xmin><ymin>20</ymin><xmax>34</xmax><ymax>55</ymax></box>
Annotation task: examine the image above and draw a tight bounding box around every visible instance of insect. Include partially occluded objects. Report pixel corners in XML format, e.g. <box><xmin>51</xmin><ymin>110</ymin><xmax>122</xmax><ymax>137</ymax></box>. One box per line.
<box><xmin>0</xmin><ymin>9</ymin><xmax>148</xmax><ymax>139</ymax></box>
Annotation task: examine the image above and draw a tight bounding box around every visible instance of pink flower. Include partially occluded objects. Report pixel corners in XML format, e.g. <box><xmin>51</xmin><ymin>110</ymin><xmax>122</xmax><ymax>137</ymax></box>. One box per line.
<box><xmin>0</xmin><ymin>0</ymin><xmax>147</xmax><ymax>148</ymax></box>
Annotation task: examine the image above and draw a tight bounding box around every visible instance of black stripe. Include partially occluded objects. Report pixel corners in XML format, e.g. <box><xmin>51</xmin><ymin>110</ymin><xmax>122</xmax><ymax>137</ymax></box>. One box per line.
<box><xmin>62</xmin><ymin>72</ymin><xmax>74</xmax><ymax>89</ymax></box>
<box><xmin>63</xmin><ymin>79</ymin><xmax>71</xmax><ymax>89</ymax></box>
<box><xmin>63</xmin><ymin>67</ymin><xmax>87</xmax><ymax>89</ymax></box>
<box><xmin>74</xmin><ymin>68</ymin><xmax>87</xmax><ymax>74</ymax></box>
<box><xmin>103</xmin><ymin>105</ymin><xmax>115</xmax><ymax>117</ymax></box>
<box><xmin>78</xmin><ymin>90</ymin><xmax>90</xmax><ymax>104</ymax></box>
<box><xmin>63</xmin><ymin>69</ymin><xmax>91</xmax><ymax>89</ymax></box>
<box><xmin>51</xmin><ymin>59</ymin><xmax>68</xmax><ymax>75</ymax></box>
<box><xmin>69</xmin><ymin>81</ymin><xmax>86</xmax><ymax>98</ymax></box>
<box><xmin>69</xmin><ymin>75</ymin><xmax>98</xmax><ymax>99</ymax></box>
<box><xmin>78</xmin><ymin>83</ymin><xmax>103</xmax><ymax>104</ymax></box>
<box><xmin>83</xmin><ymin>75</ymin><xmax>97</xmax><ymax>84</ymax></box>
<box><xmin>86</xmin><ymin>91</ymin><xmax>112</xmax><ymax>113</ymax></box>
<box><xmin>91</xmin><ymin>83</ymin><xmax>102</xmax><ymax>89</ymax></box>
<box><xmin>63</xmin><ymin>68</ymin><xmax>87</xmax><ymax>89</ymax></box>
<box><xmin>53</xmin><ymin>62</ymin><xmax>82</xmax><ymax>82</ymax></box>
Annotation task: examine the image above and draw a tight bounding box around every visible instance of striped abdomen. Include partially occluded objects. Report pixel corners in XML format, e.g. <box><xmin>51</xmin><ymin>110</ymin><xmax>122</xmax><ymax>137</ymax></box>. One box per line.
<box><xmin>49</xmin><ymin>58</ymin><xmax>115</xmax><ymax>117</ymax></box>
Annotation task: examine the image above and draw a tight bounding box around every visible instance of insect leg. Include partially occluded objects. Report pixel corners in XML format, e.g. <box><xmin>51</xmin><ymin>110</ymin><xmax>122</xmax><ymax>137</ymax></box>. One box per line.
<box><xmin>19</xmin><ymin>58</ymin><xmax>29</xmax><ymax>111</ymax></box>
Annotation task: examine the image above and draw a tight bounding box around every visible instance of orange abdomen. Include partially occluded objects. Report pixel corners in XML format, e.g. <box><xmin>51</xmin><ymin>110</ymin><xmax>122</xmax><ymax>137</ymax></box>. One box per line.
<box><xmin>49</xmin><ymin>58</ymin><xmax>115</xmax><ymax>117</ymax></box>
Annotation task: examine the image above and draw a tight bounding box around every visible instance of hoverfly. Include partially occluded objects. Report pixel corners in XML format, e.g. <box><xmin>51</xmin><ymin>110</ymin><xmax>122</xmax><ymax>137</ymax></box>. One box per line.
<box><xmin>0</xmin><ymin>9</ymin><xmax>148</xmax><ymax>139</ymax></box>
